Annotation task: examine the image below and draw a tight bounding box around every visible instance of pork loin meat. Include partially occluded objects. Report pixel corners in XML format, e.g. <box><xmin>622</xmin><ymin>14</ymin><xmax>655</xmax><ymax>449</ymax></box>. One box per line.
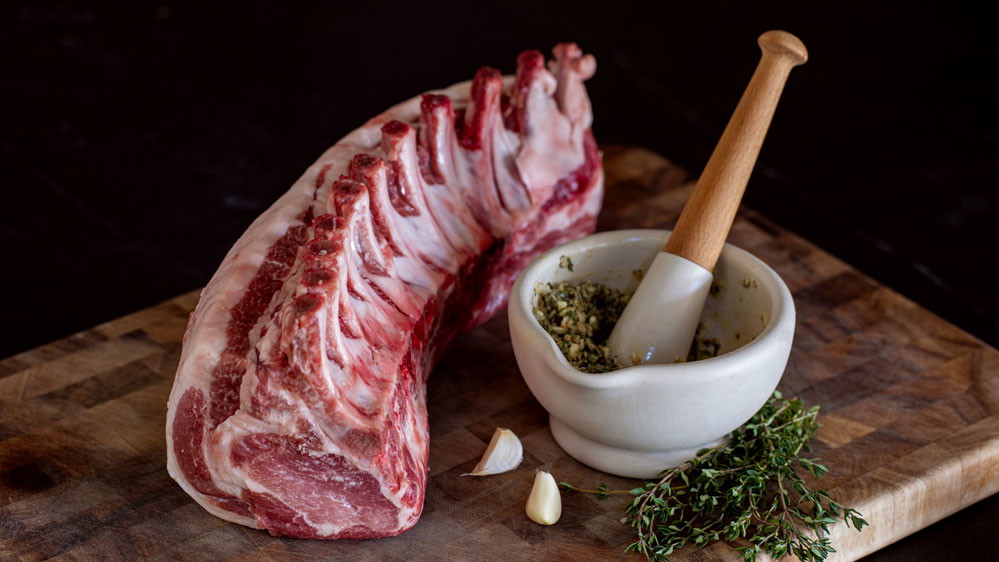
<box><xmin>166</xmin><ymin>44</ymin><xmax>602</xmax><ymax>539</ymax></box>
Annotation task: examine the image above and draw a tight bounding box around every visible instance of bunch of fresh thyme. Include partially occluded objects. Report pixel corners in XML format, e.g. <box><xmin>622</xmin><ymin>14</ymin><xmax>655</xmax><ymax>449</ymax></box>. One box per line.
<box><xmin>561</xmin><ymin>392</ymin><xmax>867</xmax><ymax>561</ymax></box>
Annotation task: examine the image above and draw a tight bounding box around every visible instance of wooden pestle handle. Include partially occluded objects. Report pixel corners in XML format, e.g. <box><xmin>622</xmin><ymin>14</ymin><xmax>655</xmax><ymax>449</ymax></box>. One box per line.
<box><xmin>664</xmin><ymin>30</ymin><xmax>807</xmax><ymax>271</ymax></box>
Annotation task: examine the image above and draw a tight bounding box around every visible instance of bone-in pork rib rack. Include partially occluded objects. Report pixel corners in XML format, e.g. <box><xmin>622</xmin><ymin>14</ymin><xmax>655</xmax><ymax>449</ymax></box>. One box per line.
<box><xmin>166</xmin><ymin>44</ymin><xmax>603</xmax><ymax>539</ymax></box>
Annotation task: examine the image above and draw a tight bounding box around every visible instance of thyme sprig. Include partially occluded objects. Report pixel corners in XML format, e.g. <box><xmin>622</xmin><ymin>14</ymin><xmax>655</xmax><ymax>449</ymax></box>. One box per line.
<box><xmin>562</xmin><ymin>392</ymin><xmax>867</xmax><ymax>561</ymax></box>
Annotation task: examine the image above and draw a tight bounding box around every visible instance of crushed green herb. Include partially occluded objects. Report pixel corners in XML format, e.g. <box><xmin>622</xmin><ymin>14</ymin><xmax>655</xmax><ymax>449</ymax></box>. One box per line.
<box><xmin>532</xmin><ymin>280</ymin><xmax>721</xmax><ymax>372</ymax></box>
<box><xmin>533</xmin><ymin>281</ymin><xmax>629</xmax><ymax>373</ymax></box>
<box><xmin>709</xmin><ymin>281</ymin><xmax>722</xmax><ymax>296</ymax></box>
<box><xmin>558</xmin><ymin>255</ymin><xmax>574</xmax><ymax>272</ymax></box>
<box><xmin>686</xmin><ymin>338</ymin><xmax>721</xmax><ymax>362</ymax></box>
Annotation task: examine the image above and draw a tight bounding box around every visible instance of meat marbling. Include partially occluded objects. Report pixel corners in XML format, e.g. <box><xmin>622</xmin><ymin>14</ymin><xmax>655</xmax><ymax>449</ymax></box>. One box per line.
<box><xmin>166</xmin><ymin>44</ymin><xmax>602</xmax><ymax>539</ymax></box>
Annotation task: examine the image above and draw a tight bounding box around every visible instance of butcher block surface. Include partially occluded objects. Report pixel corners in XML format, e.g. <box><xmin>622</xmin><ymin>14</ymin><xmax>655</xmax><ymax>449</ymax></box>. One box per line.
<box><xmin>2</xmin><ymin>146</ymin><xmax>998</xmax><ymax>561</ymax></box>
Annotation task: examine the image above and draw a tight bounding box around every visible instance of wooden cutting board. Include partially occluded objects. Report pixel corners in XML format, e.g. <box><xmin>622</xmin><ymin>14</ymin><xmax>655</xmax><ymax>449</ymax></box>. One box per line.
<box><xmin>2</xmin><ymin>146</ymin><xmax>997</xmax><ymax>561</ymax></box>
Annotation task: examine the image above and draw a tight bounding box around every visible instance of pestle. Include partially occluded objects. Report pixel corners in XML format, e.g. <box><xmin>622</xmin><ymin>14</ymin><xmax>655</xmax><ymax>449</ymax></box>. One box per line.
<box><xmin>607</xmin><ymin>30</ymin><xmax>808</xmax><ymax>365</ymax></box>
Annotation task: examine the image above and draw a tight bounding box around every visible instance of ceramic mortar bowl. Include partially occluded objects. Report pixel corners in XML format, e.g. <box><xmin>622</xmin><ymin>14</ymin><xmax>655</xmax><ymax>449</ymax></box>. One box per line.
<box><xmin>509</xmin><ymin>229</ymin><xmax>795</xmax><ymax>478</ymax></box>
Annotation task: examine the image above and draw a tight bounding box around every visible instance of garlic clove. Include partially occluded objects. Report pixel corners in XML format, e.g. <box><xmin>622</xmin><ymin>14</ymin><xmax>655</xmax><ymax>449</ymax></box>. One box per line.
<box><xmin>526</xmin><ymin>470</ymin><xmax>562</xmax><ymax>525</ymax></box>
<box><xmin>464</xmin><ymin>427</ymin><xmax>524</xmax><ymax>476</ymax></box>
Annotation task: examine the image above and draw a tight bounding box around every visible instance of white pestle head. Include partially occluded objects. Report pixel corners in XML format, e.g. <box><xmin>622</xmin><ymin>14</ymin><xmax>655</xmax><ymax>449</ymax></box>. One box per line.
<box><xmin>607</xmin><ymin>251</ymin><xmax>714</xmax><ymax>365</ymax></box>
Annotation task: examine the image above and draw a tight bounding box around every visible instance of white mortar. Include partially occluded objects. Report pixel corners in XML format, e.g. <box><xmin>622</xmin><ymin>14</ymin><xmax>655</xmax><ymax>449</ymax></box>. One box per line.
<box><xmin>509</xmin><ymin>229</ymin><xmax>795</xmax><ymax>478</ymax></box>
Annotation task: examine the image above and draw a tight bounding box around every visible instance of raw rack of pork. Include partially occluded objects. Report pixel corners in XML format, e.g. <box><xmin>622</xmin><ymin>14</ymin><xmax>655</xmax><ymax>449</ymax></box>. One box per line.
<box><xmin>166</xmin><ymin>44</ymin><xmax>603</xmax><ymax>539</ymax></box>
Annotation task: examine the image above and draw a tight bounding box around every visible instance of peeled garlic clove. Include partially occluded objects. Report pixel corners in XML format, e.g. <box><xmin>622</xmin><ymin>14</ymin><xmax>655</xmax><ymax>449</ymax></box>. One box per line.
<box><xmin>464</xmin><ymin>427</ymin><xmax>524</xmax><ymax>476</ymax></box>
<box><xmin>526</xmin><ymin>470</ymin><xmax>562</xmax><ymax>525</ymax></box>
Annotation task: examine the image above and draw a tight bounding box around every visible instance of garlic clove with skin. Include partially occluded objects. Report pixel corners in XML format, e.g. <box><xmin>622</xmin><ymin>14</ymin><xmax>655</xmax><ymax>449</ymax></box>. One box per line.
<box><xmin>526</xmin><ymin>470</ymin><xmax>562</xmax><ymax>525</ymax></box>
<box><xmin>464</xmin><ymin>428</ymin><xmax>524</xmax><ymax>476</ymax></box>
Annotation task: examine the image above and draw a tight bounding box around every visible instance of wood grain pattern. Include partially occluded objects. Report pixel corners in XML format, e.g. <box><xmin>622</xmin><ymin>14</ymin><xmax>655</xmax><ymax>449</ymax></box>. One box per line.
<box><xmin>2</xmin><ymin>146</ymin><xmax>998</xmax><ymax>561</ymax></box>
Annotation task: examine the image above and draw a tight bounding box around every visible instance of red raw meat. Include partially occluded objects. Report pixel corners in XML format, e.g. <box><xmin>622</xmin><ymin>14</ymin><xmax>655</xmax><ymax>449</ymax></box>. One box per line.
<box><xmin>166</xmin><ymin>43</ymin><xmax>602</xmax><ymax>539</ymax></box>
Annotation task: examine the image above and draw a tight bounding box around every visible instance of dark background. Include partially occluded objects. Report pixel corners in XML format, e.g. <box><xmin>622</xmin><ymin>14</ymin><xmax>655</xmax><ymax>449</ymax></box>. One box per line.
<box><xmin>2</xmin><ymin>1</ymin><xmax>996</xmax><ymax>559</ymax></box>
